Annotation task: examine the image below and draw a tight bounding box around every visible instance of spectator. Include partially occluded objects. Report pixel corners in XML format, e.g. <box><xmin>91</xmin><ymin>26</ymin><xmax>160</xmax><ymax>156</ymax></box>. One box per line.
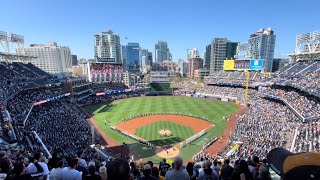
<box><xmin>107</xmin><ymin>158</ymin><xmax>130</xmax><ymax>180</ymax></box>
<box><xmin>62</xmin><ymin>158</ymin><xmax>82</xmax><ymax>180</ymax></box>
<box><xmin>159</xmin><ymin>158</ymin><xmax>170</xmax><ymax>177</ymax></box>
<box><xmin>138</xmin><ymin>164</ymin><xmax>157</xmax><ymax>180</ymax></box>
<box><xmin>99</xmin><ymin>166</ymin><xmax>107</xmax><ymax>180</ymax></box>
<box><xmin>47</xmin><ymin>152</ymin><xmax>61</xmax><ymax>171</ymax></box>
<box><xmin>164</xmin><ymin>156</ymin><xmax>190</xmax><ymax>180</ymax></box>
<box><xmin>0</xmin><ymin>151</ymin><xmax>12</xmax><ymax>176</ymax></box>
<box><xmin>84</xmin><ymin>165</ymin><xmax>102</xmax><ymax>180</ymax></box>
<box><xmin>151</xmin><ymin>167</ymin><xmax>164</xmax><ymax>180</ymax></box>
<box><xmin>186</xmin><ymin>162</ymin><xmax>197</xmax><ymax>180</ymax></box>
<box><xmin>220</xmin><ymin>159</ymin><xmax>233</xmax><ymax>180</ymax></box>
<box><xmin>10</xmin><ymin>162</ymin><xmax>32</xmax><ymax>180</ymax></box>
<box><xmin>239</xmin><ymin>160</ymin><xmax>253</xmax><ymax>180</ymax></box>
<box><xmin>198</xmin><ymin>160</ymin><xmax>218</xmax><ymax>180</ymax></box>
<box><xmin>49</xmin><ymin>160</ymin><xmax>63</xmax><ymax>180</ymax></box>
<box><xmin>91</xmin><ymin>153</ymin><xmax>101</xmax><ymax>171</ymax></box>
<box><xmin>25</xmin><ymin>152</ymin><xmax>49</xmax><ymax>180</ymax></box>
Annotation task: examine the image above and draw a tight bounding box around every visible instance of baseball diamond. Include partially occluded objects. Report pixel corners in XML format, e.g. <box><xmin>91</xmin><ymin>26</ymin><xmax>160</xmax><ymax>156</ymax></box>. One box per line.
<box><xmin>85</xmin><ymin>96</ymin><xmax>240</xmax><ymax>162</ymax></box>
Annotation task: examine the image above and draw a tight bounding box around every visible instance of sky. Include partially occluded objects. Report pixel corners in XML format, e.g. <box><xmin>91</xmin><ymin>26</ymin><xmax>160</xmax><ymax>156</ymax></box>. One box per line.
<box><xmin>0</xmin><ymin>0</ymin><xmax>319</xmax><ymax>61</ymax></box>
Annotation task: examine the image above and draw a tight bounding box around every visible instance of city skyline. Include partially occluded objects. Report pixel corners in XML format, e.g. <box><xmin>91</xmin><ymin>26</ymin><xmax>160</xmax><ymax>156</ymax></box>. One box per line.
<box><xmin>0</xmin><ymin>0</ymin><xmax>319</xmax><ymax>61</ymax></box>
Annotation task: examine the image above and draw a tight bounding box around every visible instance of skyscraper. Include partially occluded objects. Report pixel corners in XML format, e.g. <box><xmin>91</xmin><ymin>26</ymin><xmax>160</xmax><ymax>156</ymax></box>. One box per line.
<box><xmin>94</xmin><ymin>29</ymin><xmax>121</xmax><ymax>63</ymax></box>
<box><xmin>140</xmin><ymin>49</ymin><xmax>149</xmax><ymax>74</ymax></box>
<box><xmin>155</xmin><ymin>41</ymin><xmax>171</xmax><ymax>63</ymax></box>
<box><xmin>205</xmin><ymin>44</ymin><xmax>211</xmax><ymax>70</ymax></box>
<box><xmin>72</xmin><ymin>55</ymin><xmax>78</xmax><ymax>66</ymax></box>
<box><xmin>122</xmin><ymin>43</ymin><xmax>140</xmax><ymax>72</ymax></box>
<box><xmin>210</xmin><ymin>38</ymin><xmax>238</xmax><ymax>73</ymax></box>
<box><xmin>248</xmin><ymin>28</ymin><xmax>276</xmax><ymax>72</ymax></box>
<box><xmin>187</xmin><ymin>57</ymin><xmax>203</xmax><ymax>79</ymax></box>
<box><xmin>226</xmin><ymin>42</ymin><xmax>238</xmax><ymax>59</ymax></box>
<box><xmin>148</xmin><ymin>52</ymin><xmax>153</xmax><ymax>66</ymax></box>
<box><xmin>188</xmin><ymin>48</ymin><xmax>200</xmax><ymax>59</ymax></box>
<box><xmin>17</xmin><ymin>42</ymin><xmax>72</xmax><ymax>74</ymax></box>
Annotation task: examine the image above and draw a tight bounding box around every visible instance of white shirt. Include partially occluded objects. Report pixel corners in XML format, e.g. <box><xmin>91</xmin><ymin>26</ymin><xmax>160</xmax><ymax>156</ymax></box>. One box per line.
<box><xmin>49</xmin><ymin>167</ymin><xmax>63</xmax><ymax>180</ymax></box>
<box><xmin>25</xmin><ymin>162</ymin><xmax>49</xmax><ymax>180</ymax></box>
<box><xmin>62</xmin><ymin>167</ymin><xmax>82</xmax><ymax>180</ymax></box>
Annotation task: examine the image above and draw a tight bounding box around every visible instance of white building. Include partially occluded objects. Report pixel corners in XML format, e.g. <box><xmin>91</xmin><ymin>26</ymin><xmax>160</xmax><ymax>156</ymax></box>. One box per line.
<box><xmin>94</xmin><ymin>29</ymin><xmax>121</xmax><ymax>63</ymax></box>
<box><xmin>188</xmin><ymin>48</ymin><xmax>200</xmax><ymax>59</ymax></box>
<box><xmin>16</xmin><ymin>42</ymin><xmax>72</xmax><ymax>74</ymax></box>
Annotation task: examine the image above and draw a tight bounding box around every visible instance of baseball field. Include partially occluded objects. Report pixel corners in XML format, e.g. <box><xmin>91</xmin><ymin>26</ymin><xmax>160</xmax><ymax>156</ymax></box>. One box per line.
<box><xmin>84</xmin><ymin>96</ymin><xmax>240</xmax><ymax>162</ymax></box>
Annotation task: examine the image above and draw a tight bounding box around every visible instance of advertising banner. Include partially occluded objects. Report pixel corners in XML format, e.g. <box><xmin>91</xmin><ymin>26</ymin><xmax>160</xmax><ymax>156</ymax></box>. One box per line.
<box><xmin>89</xmin><ymin>63</ymin><xmax>123</xmax><ymax>82</ymax></box>
<box><xmin>223</xmin><ymin>60</ymin><xmax>234</xmax><ymax>70</ymax></box>
<box><xmin>234</xmin><ymin>60</ymin><xmax>250</xmax><ymax>70</ymax></box>
<box><xmin>250</xmin><ymin>59</ymin><xmax>264</xmax><ymax>70</ymax></box>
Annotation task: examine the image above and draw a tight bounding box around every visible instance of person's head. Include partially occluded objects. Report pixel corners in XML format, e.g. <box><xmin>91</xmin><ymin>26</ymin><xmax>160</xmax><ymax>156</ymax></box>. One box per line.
<box><xmin>93</xmin><ymin>153</ymin><xmax>99</xmax><ymax>160</ymax></box>
<box><xmin>68</xmin><ymin>158</ymin><xmax>79</xmax><ymax>169</ymax></box>
<box><xmin>213</xmin><ymin>160</ymin><xmax>218</xmax><ymax>166</ymax></box>
<box><xmin>34</xmin><ymin>152</ymin><xmax>41</xmax><ymax>161</ymax></box>
<box><xmin>54</xmin><ymin>160</ymin><xmax>63</xmax><ymax>169</ymax></box>
<box><xmin>174</xmin><ymin>156</ymin><xmax>183</xmax><ymax>170</ymax></box>
<box><xmin>99</xmin><ymin>166</ymin><xmax>107</xmax><ymax>175</ymax></box>
<box><xmin>88</xmin><ymin>165</ymin><xmax>96</xmax><ymax>176</ymax></box>
<box><xmin>186</xmin><ymin>162</ymin><xmax>194</xmax><ymax>176</ymax></box>
<box><xmin>224</xmin><ymin>159</ymin><xmax>230</xmax><ymax>165</ymax></box>
<box><xmin>234</xmin><ymin>160</ymin><xmax>240</xmax><ymax>171</ymax></box>
<box><xmin>151</xmin><ymin>167</ymin><xmax>160</xmax><ymax>177</ymax></box>
<box><xmin>253</xmin><ymin>156</ymin><xmax>259</xmax><ymax>164</ymax></box>
<box><xmin>239</xmin><ymin>160</ymin><xmax>250</xmax><ymax>173</ymax></box>
<box><xmin>262</xmin><ymin>158</ymin><xmax>267</xmax><ymax>165</ymax></box>
<box><xmin>77</xmin><ymin>151</ymin><xmax>83</xmax><ymax>158</ymax></box>
<box><xmin>146</xmin><ymin>161</ymin><xmax>153</xmax><ymax>168</ymax></box>
<box><xmin>0</xmin><ymin>151</ymin><xmax>6</xmax><ymax>158</ymax></box>
<box><xmin>163</xmin><ymin>158</ymin><xmax>166</xmax><ymax>163</ymax></box>
<box><xmin>143</xmin><ymin>164</ymin><xmax>152</xmax><ymax>177</ymax></box>
<box><xmin>205</xmin><ymin>160</ymin><xmax>212</xmax><ymax>169</ymax></box>
<box><xmin>107</xmin><ymin>158</ymin><xmax>130</xmax><ymax>180</ymax></box>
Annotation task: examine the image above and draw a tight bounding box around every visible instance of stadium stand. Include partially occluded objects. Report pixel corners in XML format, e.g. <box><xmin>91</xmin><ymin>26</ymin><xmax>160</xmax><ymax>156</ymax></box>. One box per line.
<box><xmin>0</xmin><ymin>60</ymin><xmax>319</xmax><ymax>179</ymax></box>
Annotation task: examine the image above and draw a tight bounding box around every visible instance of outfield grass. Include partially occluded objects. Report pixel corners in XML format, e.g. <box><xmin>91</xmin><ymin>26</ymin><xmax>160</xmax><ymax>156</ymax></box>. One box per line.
<box><xmin>84</xmin><ymin>96</ymin><xmax>239</xmax><ymax>162</ymax></box>
<box><xmin>135</xmin><ymin>121</ymin><xmax>194</xmax><ymax>146</ymax></box>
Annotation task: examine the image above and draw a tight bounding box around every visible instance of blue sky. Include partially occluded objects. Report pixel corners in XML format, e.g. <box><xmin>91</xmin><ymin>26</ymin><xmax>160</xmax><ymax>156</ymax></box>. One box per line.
<box><xmin>0</xmin><ymin>0</ymin><xmax>319</xmax><ymax>61</ymax></box>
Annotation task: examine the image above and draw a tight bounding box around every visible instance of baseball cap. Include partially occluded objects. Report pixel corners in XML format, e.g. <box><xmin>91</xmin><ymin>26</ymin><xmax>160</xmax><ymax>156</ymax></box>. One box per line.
<box><xmin>267</xmin><ymin>148</ymin><xmax>320</xmax><ymax>179</ymax></box>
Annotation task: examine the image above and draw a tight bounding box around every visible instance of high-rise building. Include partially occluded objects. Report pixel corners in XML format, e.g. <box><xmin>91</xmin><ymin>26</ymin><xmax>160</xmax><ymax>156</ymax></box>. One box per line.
<box><xmin>205</xmin><ymin>44</ymin><xmax>211</xmax><ymax>70</ymax></box>
<box><xmin>187</xmin><ymin>57</ymin><xmax>203</xmax><ymax>79</ymax></box>
<box><xmin>122</xmin><ymin>43</ymin><xmax>140</xmax><ymax>72</ymax></box>
<box><xmin>226</xmin><ymin>42</ymin><xmax>238</xmax><ymax>59</ymax></box>
<box><xmin>210</xmin><ymin>38</ymin><xmax>238</xmax><ymax>73</ymax></box>
<box><xmin>140</xmin><ymin>49</ymin><xmax>149</xmax><ymax>74</ymax></box>
<box><xmin>248</xmin><ymin>28</ymin><xmax>276</xmax><ymax>72</ymax></box>
<box><xmin>148</xmin><ymin>52</ymin><xmax>153</xmax><ymax>66</ymax></box>
<box><xmin>94</xmin><ymin>29</ymin><xmax>121</xmax><ymax>63</ymax></box>
<box><xmin>72</xmin><ymin>55</ymin><xmax>78</xmax><ymax>66</ymax></box>
<box><xmin>155</xmin><ymin>41</ymin><xmax>171</xmax><ymax>63</ymax></box>
<box><xmin>188</xmin><ymin>48</ymin><xmax>200</xmax><ymax>59</ymax></box>
<box><xmin>16</xmin><ymin>42</ymin><xmax>72</xmax><ymax>74</ymax></box>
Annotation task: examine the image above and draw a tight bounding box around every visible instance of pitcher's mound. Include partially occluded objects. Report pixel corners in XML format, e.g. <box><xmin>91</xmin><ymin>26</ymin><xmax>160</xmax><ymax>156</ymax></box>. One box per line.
<box><xmin>156</xmin><ymin>146</ymin><xmax>180</xmax><ymax>158</ymax></box>
<box><xmin>159</xmin><ymin>129</ymin><xmax>171</xmax><ymax>136</ymax></box>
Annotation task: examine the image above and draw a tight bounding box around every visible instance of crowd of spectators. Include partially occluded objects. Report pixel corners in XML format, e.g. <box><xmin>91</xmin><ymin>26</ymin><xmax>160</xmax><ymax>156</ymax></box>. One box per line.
<box><xmin>171</xmin><ymin>80</ymin><xmax>201</xmax><ymax>95</ymax></box>
<box><xmin>261</xmin><ymin>87</ymin><xmax>320</xmax><ymax>118</ymax></box>
<box><xmin>6</xmin><ymin>87</ymin><xmax>65</xmax><ymax>125</ymax></box>
<box><xmin>197</xmin><ymin>86</ymin><xmax>256</xmax><ymax>103</ymax></box>
<box><xmin>274</xmin><ymin>61</ymin><xmax>320</xmax><ymax>96</ymax></box>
